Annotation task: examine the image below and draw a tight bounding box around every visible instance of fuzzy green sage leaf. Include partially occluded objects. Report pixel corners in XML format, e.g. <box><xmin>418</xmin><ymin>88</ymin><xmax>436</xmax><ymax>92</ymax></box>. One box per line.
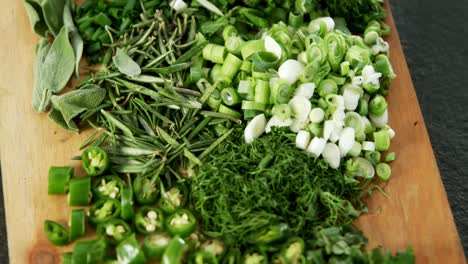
<box><xmin>113</xmin><ymin>48</ymin><xmax>142</xmax><ymax>77</ymax></box>
<box><xmin>24</xmin><ymin>0</ymin><xmax>48</xmax><ymax>37</ymax></box>
<box><xmin>32</xmin><ymin>39</ymin><xmax>52</xmax><ymax>112</ymax></box>
<box><xmin>48</xmin><ymin>85</ymin><xmax>106</xmax><ymax>131</ymax></box>
<box><xmin>63</xmin><ymin>3</ymin><xmax>83</xmax><ymax>78</ymax></box>
<box><xmin>41</xmin><ymin>0</ymin><xmax>66</xmax><ymax>36</ymax></box>
<box><xmin>41</xmin><ymin>26</ymin><xmax>75</xmax><ymax>93</ymax></box>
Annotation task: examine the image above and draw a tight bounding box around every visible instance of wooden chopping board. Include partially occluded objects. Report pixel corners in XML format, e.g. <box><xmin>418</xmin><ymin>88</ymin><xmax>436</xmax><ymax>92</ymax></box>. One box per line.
<box><xmin>0</xmin><ymin>1</ymin><xmax>465</xmax><ymax>263</ymax></box>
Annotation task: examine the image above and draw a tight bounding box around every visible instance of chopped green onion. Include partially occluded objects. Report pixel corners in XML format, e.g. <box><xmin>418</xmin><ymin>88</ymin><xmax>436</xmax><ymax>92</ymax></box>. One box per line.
<box><xmin>203</xmin><ymin>44</ymin><xmax>227</xmax><ymax>64</ymax></box>
<box><xmin>238</xmin><ymin>79</ymin><xmax>255</xmax><ymax>100</ymax></box>
<box><xmin>207</xmin><ymin>89</ymin><xmax>222</xmax><ymax>110</ymax></box>
<box><xmin>307</xmin><ymin>123</ymin><xmax>323</xmax><ymax>137</ymax></box>
<box><xmin>288</xmin><ymin>12</ymin><xmax>304</xmax><ymax>28</ymax></box>
<box><xmin>289</xmin><ymin>96</ymin><xmax>312</xmax><ymax>120</ymax></box>
<box><xmin>322</xmin><ymin>143</ymin><xmax>340</xmax><ymax>169</ymax></box>
<box><xmin>385</xmin><ymin>152</ymin><xmax>396</xmax><ymax>163</ymax></box>
<box><xmin>369</xmin><ymin>95</ymin><xmax>387</xmax><ymax>116</ymax></box>
<box><xmin>222</xmin><ymin>25</ymin><xmax>238</xmax><ymax>40</ymax></box>
<box><xmin>362</xmin><ymin>141</ymin><xmax>375</xmax><ymax>151</ymax></box>
<box><xmin>265</xmin><ymin>116</ymin><xmax>293</xmax><ymax>133</ymax></box>
<box><xmin>317</xmin><ymin>79</ymin><xmax>338</xmax><ymax>98</ymax></box>
<box><xmin>373</xmin><ymin>130</ymin><xmax>390</xmax><ymax>151</ymax></box>
<box><xmin>278</xmin><ymin>59</ymin><xmax>305</xmax><ymax>84</ymax></box>
<box><xmin>270</xmin><ymin>79</ymin><xmax>293</xmax><ymax>104</ymax></box>
<box><xmin>309</xmin><ymin>108</ymin><xmax>325</xmax><ymax>123</ymax></box>
<box><xmin>254</xmin><ymin>80</ymin><xmax>270</xmax><ymax>105</ymax></box>
<box><xmin>242</xmin><ymin>101</ymin><xmax>266</xmax><ymax>111</ymax></box>
<box><xmin>221</xmin><ymin>88</ymin><xmax>241</xmax><ymax>106</ymax></box>
<box><xmin>344</xmin><ymin>112</ymin><xmax>364</xmax><ymax>134</ymax></box>
<box><xmin>357</xmin><ymin>98</ymin><xmax>369</xmax><ymax>116</ymax></box>
<box><xmin>218</xmin><ymin>105</ymin><xmax>242</xmax><ymax>119</ymax></box>
<box><xmin>272</xmin><ymin>104</ymin><xmax>292</xmax><ymax>121</ymax></box>
<box><xmin>244</xmin><ymin>114</ymin><xmax>267</xmax><ymax>144</ymax></box>
<box><xmin>264</xmin><ymin>36</ymin><xmax>282</xmax><ymax>60</ymax></box>
<box><xmin>364</xmin><ymin>30</ymin><xmax>379</xmax><ymax>45</ymax></box>
<box><xmin>225</xmin><ymin>36</ymin><xmax>244</xmax><ymax>55</ymax></box>
<box><xmin>348</xmin><ymin>142</ymin><xmax>362</xmax><ymax>157</ymax></box>
<box><xmin>374</xmin><ymin>54</ymin><xmax>396</xmax><ymax>79</ymax></box>
<box><xmin>210</xmin><ymin>64</ymin><xmax>223</xmax><ymax>83</ymax></box>
<box><xmin>252</xmin><ymin>51</ymin><xmax>280</xmax><ymax>72</ymax></box>
<box><xmin>352</xmin><ymin>157</ymin><xmax>375</xmax><ymax>178</ymax></box>
<box><xmin>296</xmin><ymin>130</ymin><xmax>311</xmax><ymax>150</ymax></box>
<box><xmin>369</xmin><ymin>109</ymin><xmax>388</xmax><ymax>128</ymax></box>
<box><xmin>221</xmin><ymin>53</ymin><xmax>242</xmax><ymax>80</ymax></box>
<box><xmin>340</xmin><ymin>61</ymin><xmax>350</xmax><ymax>76</ymax></box>
<box><xmin>241</xmin><ymin>40</ymin><xmax>265</xmax><ymax>60</ymax></box>
<box><xmin>376</xmin><ymin>163</ymin><xmax>392</xmax><ymax>181</ymax></box>
<box><xmin>338</xmin><ymin>127</ymin><xmax>355</xmax><ymax>157</ymax></box>
<box><xmin>295</xmin><ymin>83</ymin><xmax>315</xmax><ymax>99</ymax></box>
<box><xmin>240</xmin><ymin>61</ymin><xmax>252</xmax><ymax>73</ymax></box>
<box><xmin>362</xmin><ymin>116</ymin><xmax>375</xmax><ymax>134</ymax></box>
<box><xmin>342</xmin><ymin>84</ymin><xmax>363</xmax><ymax>111</ymax></box>
<box><xmin>306</xmin><ymin>137</ymin><xmax>327</xmax><ymax>157</ymax></box>
<box><xmin>365</xmin><ymin>151</ymin><xmax>381</xmax><ymax>165</ymax></box>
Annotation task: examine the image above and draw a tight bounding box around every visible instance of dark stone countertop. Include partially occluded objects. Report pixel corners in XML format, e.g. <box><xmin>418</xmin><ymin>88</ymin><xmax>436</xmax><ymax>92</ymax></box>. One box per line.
<box><xmin>0</xmin><ymin>0</ymin><xmax>467</xmax><ymax>261</ymax></box>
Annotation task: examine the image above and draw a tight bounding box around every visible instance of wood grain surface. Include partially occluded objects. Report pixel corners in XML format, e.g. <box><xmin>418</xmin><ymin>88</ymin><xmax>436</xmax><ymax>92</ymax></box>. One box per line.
<box><xmin>0</xmin><ymin>0</ymin><xmax>465</xmax><ymax>263</ymax></box>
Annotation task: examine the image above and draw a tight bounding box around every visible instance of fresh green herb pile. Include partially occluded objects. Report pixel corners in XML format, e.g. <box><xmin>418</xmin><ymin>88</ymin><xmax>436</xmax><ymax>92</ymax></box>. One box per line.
<box><xmin>22</xmin><ymin>0</ymin><xmax>416</xmax><ymax>263</ymax></box>
<box><xmin>192</xmin><ymin>128</ymin><xmax>363</xmax><ymax>247</ymax></box>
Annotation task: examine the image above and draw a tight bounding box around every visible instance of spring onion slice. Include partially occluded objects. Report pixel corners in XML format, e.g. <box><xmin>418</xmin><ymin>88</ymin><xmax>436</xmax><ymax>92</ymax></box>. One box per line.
<box><xmin>252</xmin><ymin>81</ymin><xmax>269</xmax><ymax>105</ymax></box>
<box><xmin>264</xmin><ymin>36</ymin><xmax>282</xmax><ymax>59</ymax></box>
<box><xmin>295</xmin><ymin>83</ymin><xmax>315</xmax><ymax>99</ymax></box>
<box><xmin>376</xmin><ymin>163</ymin><xmax>392</xmax><ymax>181</ymax></box>
<box><xmin>196</xmin><ymin>0</ymin><xmax>224</xmax><ymax>16</ymax></box>
<box><xmin>242</xmin><ymin>101</ymin><xmax>266</xmax><ymax>111</ymax></box>
<box><xmin>265</xmin><ymin>116</ymin><xmax>293</xmax><ymax>133</ymax></box>
<box><xmin>353</xmin><ymin>157</ymin><xmax>375</xmax><ymax>178</ymax></box>
<box><xmin>296</xmin><ymin>130</ymin><xmax>311</xmax><ymax>150</ymax></box>
<box><xmin>342</xmin><ymin>84</ymin><xmax>362</xmax><ymax>111</ymax></box>
<box><xmin>289</xmin><ymin>96</ymin><xmax>311</xmax><ymax>120</ymax></box>
<box><xmin>271</xmin><ymin>79</ymin><xmax>293</xmax><ymax>104</ymax></box>
<box><xmin>344</xmin><ymin>112</ymin><xmax>364</xmax><ymax>135</ymax></box>
<box><xmin>309</xmin><ymin>108</ymin><xmax>325</xmax><ymax>123</ymax></box>
<box><xmin>278</xmin><ymin>59</ymin><xmax>305</xmax><ymax>85</ymax></box>
<box><xmin>369</xmin><ymin>95</ymin><xmax>387</xmax><ymax>116</ymax></box>
<box><xmin>329</xmin><ymin>124</ymin><xmax>343</xmax><ymax>143</ymax></box>
<box><xmin>385</xmin><ymin>152</ymin><xmax>396</xmax><ymax>163</ymax></box>
<box><xmin>369</xmin><ymin>109</ymin><xmax>388</xmax><ymax>128</ymax></box>
<box><xmin>252</xmin><ymin>51</ymin><xmax>279</xmax><ymax>72</ymax></box>
<box><xmin>339</xmin><ymin>127</ymin><xmax>355</xmax><ymax>157</ymax></box>
<box><xmin>374</xmin><ymin>130</ymin><xmax>390</xmax><ymax>151</ymax></box>
<box><xmin>272</xmin><ymin>104</ymin><xmax>292</xmax><ymax>121</ymax></box>
<box><xmin>221</xmin><ymin>88</ymin><xmax>241</xmax><ymax>106</ymax></box>
<box><xmin>348</xmin><ymin>142</ymin><xmax>362</xmax><ymax>158</ymax></box>
<box><xmin>225</xmin><ymin>36</ymin><xmax>244</xmax><ymax>55</ymax></box>
<box><xmin>290</xmin><ymin>118</ymin><xmax>309</xmax><ymax>133</ymax></box>
<box><xmin>362</xmin><ymin>141</ymin><xmax>376</xmax><ymax>151</ymax></box>
<box><xmin>241</xmin><ymin>40</ymin><xmax>265</xmax><ymax>60</ymax></box>
<box><xmin>221</xmin><ymin>53</ymin><xmax>242</xmax><ymax>80</ymax></box>
<box><xmin>323</xmin><ymin>120</ymin><xmax>337</xmax><ymax>140</ymax></box>
<box><xmin>245</xmin><ymin>114</ymin><xmax>267</xmax><ymax>144</ymax></box>
<box><xmin>306</xmin><ymin>137</ymin><xmax>327</xmax><ymax>157</ymax></box>
<box><xmin>322</xmin><ymin>143</ymin><xmax>340</xmax><ymax>169</ymax></box>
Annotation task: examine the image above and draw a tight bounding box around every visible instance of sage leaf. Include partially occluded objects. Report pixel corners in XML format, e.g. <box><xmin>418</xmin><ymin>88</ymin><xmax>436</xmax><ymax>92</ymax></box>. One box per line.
<box><xmin>113</xmin><ymin>48</ymin><xmax>141</xmax><ymax>77</ymax></box>
<box><xmin>41</xmin><ymin>26</ymin><xmax>75</xmax><ymax>93</ymax></box>
<box><xmin>32</xmin><ymin>39</ymin><xmax>52</xmax><ymax>112</ymax></box>
<box><xmin>63</xmin><ymin>3</ymin><xmax>83</xmax><ymax>78</ymax></box>
<box><xmin>48</xmin><ymin>85</ymin><xmax>106</xmax><ymax>131</ymax></box>
<box><xmin>24</xmin><ymin>0</ymin><xmax>48</xmax><ymax>37</ymax></box>
<box><xmin>41</xmin><ymin>0</ymin><xmax>66</xmax><ymax>36</ymax></box>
